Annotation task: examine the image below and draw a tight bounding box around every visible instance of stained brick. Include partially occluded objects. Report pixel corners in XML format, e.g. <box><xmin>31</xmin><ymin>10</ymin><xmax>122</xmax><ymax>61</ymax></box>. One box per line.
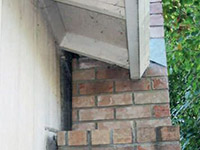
<box><xmin>134</xmin><ymin>91</ymin><xmax>169</xmax><ymax>104</ymax></box>
<box><xmin>73</xmin><ymin>83</ymin><xmax>78</xmax><ymax>95</ymax></box>
<box><xmin>73</xmin><ymin>69</ymin><xmax>95</xmax><ymax>80</ymax></box>
<box><xmin>150</xmin><ymin>27</ymin><xmax>164</xmax><ymax>38</ymax></box>
<box><xmin>57</xmin><ymin>131</ymin><xmax>66</xmax><ymax>146</ymax></box>
<box><xmin>98</xmin><ymin>121</ymin><xmax>133</xmax><ymax>130</ymax></box>
<box><xmin>137</xmin><ymin>144</ymin><xmax>181</xmax><ymax>150</ymax></box>
<box><xmin>157</xmin><ymin>126</ymin><xmax>180</xmax><ymax>141</ymax></box>
<box><xmin>116</xmin><ymin>106</ymin><xmax>151</xmax><ymax>119</ymax></box>
<box><xmin>92</xmin><ymin>146</ymin><xmax>136</xmax><ymax>150</ymax></box>
<box><xmin>68</xmin><ymin>131</ymin><xmax>87</xmax><ymax>146</ymax></box>
<box><xmin>72</xmin><ymin>58</ymin><xmax>77</xmax><ymax>70</ymax></box>
<box><xmin>156</xmin><ymin>144</ymin><xmax>181</xmax><ymax>150</ymax></box>
<box><xmin>79</xmin><ymin>108</ymin><xmax>114</xmax><ymax>121</ymax></box>
<box><xmin>64</xmin><ymin>148</ymin><xmax>89</xmax><ymax>150</ymax></box>
<box><xmin>152</xmin><ymin>77</ymin><xmax>168</xmax><ymax>89</ymax></box>
<box><xmin>137</xmin><ymin>145</ymin><xmax>155</xmax><ymax>150</ymax></box>
<box><xmin>72</xmin><ymin>110</ymin><xmax>78</xmax><ymax>122</ymax></box>
<box><xmin>137</xmin><ymin>127</ymin><xmax>156</xmax><ymax>143</ymax></box>
<box><xmin>73</xmin><ymin>96</ymin><xmax>95</xmax><ymax>108</ymax></box>
<box><xmin>73</xmin><ymin>123</ymin><xmax>96</xmax><ymax>131</ymax></box>
<box><xmin>79</xmin><ymin>81</ymin><xmax>113</xmax><ymax>95</ymax></box>
<box><xmin>98</xmin><ymin>93</ymin><xmax>132</xmax><ymax>107</ymax></box>
<box><xmin>143</xmin><ymin>63</ymin><xmax>167</xmax><ymax>77</ymax></box>
<box><xmin>113</xmin><ymin>128</ymin><xmax>133</xmax><ymax>144</ymax></box>
<box><xmin>91</xmin><ymin>130</ymin><xmax>110</xmax><ymax>145</ymax></box>
<box><xmin>115</xmin><ymin>79</ymin><xmax>151</xmax><ymax>92</ymax></box>
<box><xmin>136</xmin><ymin>118</ymin><xmax>171</xmax><ymax>128</ymax></box>
<box><xmin>150</xmin><ymin>3</ymin><xmax>163</xmax><ymax>14</ymax></box>
<box><xmin>97</xmin><ymin>68</ymin><xmax>129</xmax><ymax>79</ymax></box>
<box><xmin>153</xmin><ymin>105</ymin><xmax>171</xmax><ymax>118</ymax></box>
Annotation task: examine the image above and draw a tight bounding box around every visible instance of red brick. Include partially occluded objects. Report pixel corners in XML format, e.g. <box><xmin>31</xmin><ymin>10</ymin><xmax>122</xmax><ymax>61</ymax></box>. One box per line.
<box><xmin>157</xmin><ymin>126</ymin><xmax>180</xmax><ymax>141</ymax></box>
<box><xmin>137</xmin><ymin>145</ymin><xmax>154</xmax><ymax>150</ymax></box>
<box><xmin>137</xmin><ymin>127</ymin><xmax>156</xmax><ymax>143</ymax></box>
<box><xmin>98</xmin><ymin>121</ymin><xmax>133</xmax><ymax>130</ymax></box>
<box><xmin>113</xmin><ymin>128</ymin><xmax>133</xmax><ymax>144</ymax></box>
<box><xmin>72</xmin><ymin>110</ymin><xmax>78</xmax><ymax>122</ymax></box>
<box><xmin>57</xmin><ymin>131</ymin><xmax>66</xmax><ymax>146</ymax></box>
<box><xmin>92</xmin><ymin>147</ymin><xmax>136</xmax><ymax>150</ymax></box>
<box><xmin>68</xmin><ymin>130</ymin><xmax>87</xmax><ymax>146</ymax></box>
<box><xmin>72</xmin><ymin>58</ymin><xmax>77</xmax><ymax>70</ymax></box>
<box><xmin>150</xmin><ymin>27</ymin><xmax>164</xmax><ymax>38</ymax></box>
<box><xmin>91</xmin><ymin>130</ymin><xmax>110</xmax><ymax>145</ymax></box>
<box><xmin>79</xmin><ymin>108</ymin><xmax>114</xmax><ymax>121</ymax></box>
<box><xmin>115</xmin><ymin>79</ymin><xmax>151</xmax><ymax>92</ymax></box>
<box><xmin>97</xmin><ymin>68</ymin><xmax>129</xmax><ymax>79</ymax></box>
<box><xmin>150</xmin><ymin>14</ymin><xmax>164</xmax><ymax>26</ymax></box>
<box><xmin>73</xmin><ymin>83</ymin><xmax>78</xmax><ymax>95</ymax></box>
<box><xmin>78</xmin><ymin>58</ymin><xmax>109</xmax><ymax>69</ymax></box>
<box><xmin>150</xmin><ymin>3</ymin><xmax>163</xmax><ymax>14</ymax></box>
<box><xmin>73</xmin><ymin>69</ymin><xmax>95</xmax><ymax>80</ymax></box>
<box><xmin>116</xmin><ymin>106</ymin><xmax>151</xmax><ymax>119</ymax></box>
<box><xmin>73</xmin><ymin>123</ymin><xmax>96</xmax><ymax>131</ymax></box>
<box><xmin>152</xmin><ymin>77</ymin><xmax>168</xmax><ymax>89</ymax></box>
<box><xmin>153</xmin><ymin>105</ymin><xmax>171</xmax><ymax>118</ymax></box>
<box><xmin>79</xmin><ymin>81</ymin><xmax>113</xmax><ymax>95</ymax></box>
<box><xmin>136</xmin><ymin>118</ymin><xmax>171</xmax><ymax>128</ymax></box>
<box><xmin>98</xmin><ymin>93</ymin><xmax>132</xmax><ymax>107</ymax></box>
<box><xmin>134</xmin><ymin>90</ymin><xmax>169</xmax><ymax>104</ymax></box>
<box><xmin>72</xmin><ymin>96</ymin><xmax>95</xmax><ymax>108</ymax></box>
<box><xmin>137</xmin><ymin>144</ymin><xmax>181</xmax><ymax>150</ymax></box>
<box><xmin>156</xmin><ymin>144</ymin><xmax>181</xmax><ymax>150</ymax></box>
<box><xmin>65</xmin><ymin>148</ymin><xmax>89</xmax><ymax>150</ymax></box>
<box><xmin>144</xmin><ymin>63</ymin><xmax>167</xmax><ymax>77</ymax></box>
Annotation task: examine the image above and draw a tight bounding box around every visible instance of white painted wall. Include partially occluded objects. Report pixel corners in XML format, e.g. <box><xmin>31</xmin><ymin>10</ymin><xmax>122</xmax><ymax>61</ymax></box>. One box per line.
<box><xmin>0</xmin><ymin>0</ymin><xmax>61</xmax><ymax>150</ymax></box>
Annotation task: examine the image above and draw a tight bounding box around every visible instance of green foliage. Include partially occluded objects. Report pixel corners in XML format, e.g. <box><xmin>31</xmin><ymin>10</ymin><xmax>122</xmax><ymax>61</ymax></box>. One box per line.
<box><xmin>163</xmin><ymin>0</ymin><xmax>200</xmax><ymax>149</ymax></box>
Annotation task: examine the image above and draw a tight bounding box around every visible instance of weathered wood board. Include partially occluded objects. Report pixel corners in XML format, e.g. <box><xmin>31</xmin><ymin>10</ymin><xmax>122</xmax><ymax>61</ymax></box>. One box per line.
<box><xmin>53</xmin><ymin>0</ymin><xmax>150</xmax><ymax>79</ymax></box>
<box><xmin>55</xmin><ymin>0</ymin><xmax>126</xmax><ymax>19</ymax></box>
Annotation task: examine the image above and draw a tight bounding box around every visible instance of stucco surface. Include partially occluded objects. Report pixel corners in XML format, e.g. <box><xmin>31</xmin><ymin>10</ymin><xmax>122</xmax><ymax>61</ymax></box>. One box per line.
<box><xmin>0</xmin><ymin>0</ymin><xmax>61</xmax><ymax>149</ymax></box>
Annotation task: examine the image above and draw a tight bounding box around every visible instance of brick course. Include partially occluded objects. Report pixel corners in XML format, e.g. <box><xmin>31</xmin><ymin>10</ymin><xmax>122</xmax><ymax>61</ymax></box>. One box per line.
<box><xmin>57</xmin><ymin>127</ymin><xmax>180</xmax><ymax>148</ymax></box>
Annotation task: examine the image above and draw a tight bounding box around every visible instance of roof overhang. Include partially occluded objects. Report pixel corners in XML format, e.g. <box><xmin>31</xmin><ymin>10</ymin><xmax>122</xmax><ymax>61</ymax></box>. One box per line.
<box><xmin>40</xmin><ymin>0</ymin><xmax>151</xmax><ymax>79</ymax></box>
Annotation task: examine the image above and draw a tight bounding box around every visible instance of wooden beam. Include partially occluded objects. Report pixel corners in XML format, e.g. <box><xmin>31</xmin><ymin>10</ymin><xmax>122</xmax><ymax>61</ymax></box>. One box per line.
<box><xmin>60</xmin><ymin>33</ymin><xmax>129</xmax><ymax>69</ymax></box>
<box><xmin>39</xmin><ymin>0</ymin><xmax>66</xmax><ymax>44</ymax></box>
<box><xmin>54</xmin><ymin>0</ymin><xmax>126</xmax><ymax>19</ymax></box>
<box><xmin>125</xmin><ymin>0</ymin><xmax>150</xmax><ymax>79</ymax></box>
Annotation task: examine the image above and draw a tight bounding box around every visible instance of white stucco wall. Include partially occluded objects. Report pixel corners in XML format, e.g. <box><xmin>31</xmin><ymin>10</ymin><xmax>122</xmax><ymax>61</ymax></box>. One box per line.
<box><xmin>0</xmin><ymin>0</ymin><xmax>61</xmax><ymax>150</ymax></box>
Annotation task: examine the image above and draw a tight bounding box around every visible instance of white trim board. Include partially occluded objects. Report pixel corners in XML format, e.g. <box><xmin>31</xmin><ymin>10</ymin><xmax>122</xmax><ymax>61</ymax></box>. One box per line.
<box><xmin>54</xmin><ymin>0</ymin><xmax>126</xmax><ymax>19</ymax></box>
<box><xmin>60</xmin><ymin>33</ymin><xmax>129</xmax><ymax>68</ymax></box>
<box><xmin>125</xmin><ymin>0</ymin><xmax>150</xmax><ymax>79</ymax></box>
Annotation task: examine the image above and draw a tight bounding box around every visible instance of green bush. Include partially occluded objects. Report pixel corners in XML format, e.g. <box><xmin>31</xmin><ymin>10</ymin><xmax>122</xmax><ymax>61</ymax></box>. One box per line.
<box><xmin>163</xmin><ymin>0</ymin><xmax>200</xmax><ymax>149</ymax></box>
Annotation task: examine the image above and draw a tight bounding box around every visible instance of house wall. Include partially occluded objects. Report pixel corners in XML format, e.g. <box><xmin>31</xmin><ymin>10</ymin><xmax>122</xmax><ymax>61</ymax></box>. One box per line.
<box><xmin>57</xmin><ymin>0</ymin><xmax>181</xmax><ymax>149</ymax></box>
<box><xmin>0</xmin><ymin>0</ymin><xmax>61</xmax><ymax>150</ymax></box>
<box><xmin>71</xmin><ymin>58</ymin><xmax>172</xmax><ymax>131</ymax></box>
<box><xmin>57</xmin><ymin>58</ymin><xmax>181</xmax><ymax>150</ymax></box>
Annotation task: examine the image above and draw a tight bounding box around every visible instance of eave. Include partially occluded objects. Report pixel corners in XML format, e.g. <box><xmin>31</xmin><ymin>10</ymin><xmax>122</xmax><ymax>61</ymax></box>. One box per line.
<box><xmin>40</xmin><ymin>0</ymin><xmax>155</xmax><ymax>79</ymax></box>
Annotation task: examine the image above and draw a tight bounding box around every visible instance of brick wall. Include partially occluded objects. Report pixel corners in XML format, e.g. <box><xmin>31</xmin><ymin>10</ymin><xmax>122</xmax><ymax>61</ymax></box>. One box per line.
<box><xmin>57</xmin><ymin>0</ymin><xmax>181</xmax><ymax>149</ymax></box>
<box><xmin>57</xmin><ymin>126</ymin><xmax>180</xmax><ymax>150</ymax></box>
<box><xmin>71</xmin><ymin>58</ymin><xmax>171</xmax><ymax>131</ymax></box>
<box><xmin>57</xmin><ymin>58</ymin><xmax>181</xmax><ymax>150</ymax></box>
